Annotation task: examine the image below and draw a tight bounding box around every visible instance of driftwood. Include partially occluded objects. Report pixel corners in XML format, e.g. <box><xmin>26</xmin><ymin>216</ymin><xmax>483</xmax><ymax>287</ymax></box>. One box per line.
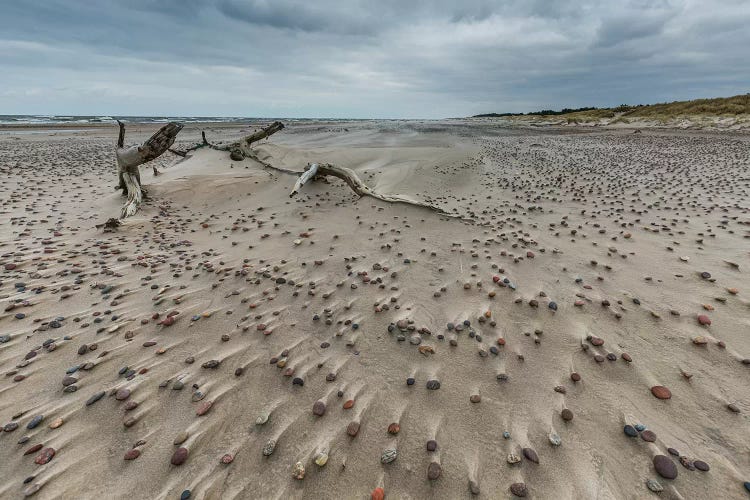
<box><xmin>286</xmin><ymin>162</ymin><xmax>459</xmax><ymax>218</ymax></box>
<box><xmin>173</xmin><ymin>122</ymin><xmax>284</xmax><ymax>159</ymax></box>
<box><xmin>116</xmin><ymin>121</ymin><xmax>182</xmax><ymax>217</ymax></box>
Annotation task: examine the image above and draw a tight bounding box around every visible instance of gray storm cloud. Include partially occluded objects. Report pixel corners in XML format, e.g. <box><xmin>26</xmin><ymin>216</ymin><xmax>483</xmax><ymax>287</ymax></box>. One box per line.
<box><xmin>0</xmin><ymin>0</ymin><xmax>748</xmax><ymax>118</ymax></box>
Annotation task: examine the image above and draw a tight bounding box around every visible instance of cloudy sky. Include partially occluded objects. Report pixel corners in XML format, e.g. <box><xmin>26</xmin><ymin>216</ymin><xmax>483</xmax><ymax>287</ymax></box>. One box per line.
<box><xmin>0</xmin><ymin>0</ymin><xmax>748</xmax><ymax>118</ymax></box>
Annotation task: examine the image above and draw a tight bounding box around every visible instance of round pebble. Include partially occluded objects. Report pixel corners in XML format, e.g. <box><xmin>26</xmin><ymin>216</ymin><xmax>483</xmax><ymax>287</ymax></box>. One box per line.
<box><xmin>426</xmin><ymin>379</ymin><xmax>441</xmax><ymax>390</ymax></box>
<box><xmin>653</xmin><ymin>455</ymin><xmax>677</xmax><ymax>479</ymax></box>
<box><xmin>312</xmin><ymin>401</ymin><xmax>326</xmax><ymax>416</ymax></box>
<box><xmin>510</xmin><ymin>482</ymin><xmax>528</xmax><ymax>497</ymax></box>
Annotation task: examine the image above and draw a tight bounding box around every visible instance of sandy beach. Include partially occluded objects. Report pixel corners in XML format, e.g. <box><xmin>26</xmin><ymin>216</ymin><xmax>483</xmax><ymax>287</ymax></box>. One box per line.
<box><xmin>1</xmin><ymin>120</ymin><xmax>749</xmax><ymax>499</ymax></box>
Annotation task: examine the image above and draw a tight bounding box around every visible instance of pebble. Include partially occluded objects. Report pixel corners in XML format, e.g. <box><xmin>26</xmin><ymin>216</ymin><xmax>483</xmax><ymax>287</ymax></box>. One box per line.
<box><xmin>312</xmin><ymin>400</ymin><xmax>326</xmax><ymax>416</ymax></box>
<box><xmin>314</xmin><ymin>450</ymin><xmax>329</xmax><ymax>467</ymax></box>
<box><xmin>469</xmin><ymin>480</ymin><xmax>480</xmax><ymax>495</ymax></box>
<box><xmin>680</xmin><ymin>456</ymin><xmax>695</xmax><ymax>470</ymax></box>
<box><xmin>86</xmin><ymin>391</ymin><xmax>105</xmax><ymax>406</ymax></box>
<box><xmin>292</xmin><ymin>461</ymin><xmax>305</xmax><ymax>479</ymax></box>
<box><xmin>510</xmin><ymin>482</ymin><xmax>528</xmax><ymax>497</ymax></box>
<box><xmin>347</xmin><ymin>421</ymin><xmax>360</xmax><ymax>437</ymax></box>
<box><xmin>124</xmin><ymin>449</ymin><xmax>141</xmax><ymax>460</ymax></box>
<box><xmin>196</xmin><ymin>400</ymin><xmax>213</xmax><ymax>416</ymax></box>
<box><xmin>624</xmin><ymin>425</ymin><xmax>638</xmax><ymax>437</ymax></box>
<box><xmin>24</xmin><ymin>444</ymin><xmax>43</xmax><ymax>455</ymax></box>
<box><xmin>171</xmin><ymin>447</ymin><xmax>189</xmax><ymax>465</ymax></box>
<box><xmin>653</xmin><ymin>455</ymin><xmax>678</xmax><ymax>479</ymax></box>
<box><xmin>115</xmin><ymin>388</ymin><xmax>131</xmax><ymax>400</ymax></box>
<box><xmin>651</xmin><ymin>386</ymin><xmax>672</xmax><ymax>400</ymax></box>
<box><xmin>549</xmin><ymin>432</ymin><xmax>561</xmax><ymax>446</ymax></box>
<box><xmin>646</xmin><ymin>479</ymin><xmax>663</xmax><ymax>492</ymax></box>
<box><xmin>694</xmin><ymin>460</ymin><xmax>710</xmax><ymax>471</ymax></box>
<box><xmin>426</xmin><ymin>379</ymin><xmax>441</xmax><ymax>390</ymax></box>
<box><xmin>34</xmin><ymin>447</ymin><xmax>55</xmax><ymax>465</ymax></box>
<box><xmin>697</xmin><ymin>314</ymin><xmax>711</xmax><ymax>326</ymax></box>
<box><xmin>27</xmin><ymin>415</ymin><xmax>43</xmax><ymax>430</ymax></box>
<box><xmin>173</xmin><ymin>431</ymin><xmax>189</xmax><ymax>445</ymax></box>
<box><xmin>561</xmin><ymin>409</ymin><xmax>574</xmax><ymax>421</ymax></box>
<box><xmin>426</xmin><ymin>440</ymin><xmax>438</xmax><ymax>452</ymax></box>
<box><xmin>507</xmin><ymin>453</ymin><xmax>521</xmax><ymax>464</ymax></box>
<box><xmin>387</xmin><ymin>423</ymin><xmax>400</xmax><ymax>434</ymax></box>
<box><xmin>371</xmin><ymin>487</ymin><xmax>385</xmax><ymax>500</ymax></box>
<box><xmin>427</xmin><ymin>461</ymin><xmax>442</xmax><ymax>480</ymax></box>
<box><xmin>522</xmin><ymin>448</ymin><xmax>539</xmax><ymax>464</ymax></box>
<box><xmin>641</xmin><ymin>430</ymin><xmax>657</xmax><ymax>442</ymax></box>
<box><xmin>381</xmin><ymin>448</ymin><xmax>397</xmax><ymax>464</ymax></box>
<box><xmin>262</xmin><ymin>439</ymin><xmax>276</xmax><ymax>456</ymax></box>
<box><xmin>256</xmin><ymin>411</ymin><xmax>270</xmax><ymax>425</ymax></box>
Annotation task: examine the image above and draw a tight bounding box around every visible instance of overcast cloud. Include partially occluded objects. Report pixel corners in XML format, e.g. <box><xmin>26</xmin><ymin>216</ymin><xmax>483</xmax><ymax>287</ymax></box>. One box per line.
<box><xmin>0</xmin><ymin>0</ymin><xmax>748</xmax><ymax>118</ymax></box>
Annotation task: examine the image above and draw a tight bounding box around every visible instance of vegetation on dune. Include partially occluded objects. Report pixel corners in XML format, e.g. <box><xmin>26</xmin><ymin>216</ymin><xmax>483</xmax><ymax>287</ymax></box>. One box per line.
<box><xmin>474</xmin><ymin>93</ymin><xmax>750</xmax><ymax>121</ymax></box>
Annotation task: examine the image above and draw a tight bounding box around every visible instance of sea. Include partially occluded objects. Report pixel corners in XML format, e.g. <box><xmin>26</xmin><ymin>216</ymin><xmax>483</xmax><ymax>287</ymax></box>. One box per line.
<box><xmin>0</xmin><ymin>115</ymin><xmax>264</xmax><ymax>125</ymax></box>
<box><xmin>0</xmin><ymin>115</ymin><xmax>371</xmax><ymax>125</ymax></box>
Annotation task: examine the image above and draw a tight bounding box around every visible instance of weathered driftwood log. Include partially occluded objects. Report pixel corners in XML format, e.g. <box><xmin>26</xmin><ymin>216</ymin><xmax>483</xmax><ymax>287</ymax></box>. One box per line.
<box><xmin>287</xmin><ymin>162</ymin><xmax>459</xmax><ymax>218</ymax></box>
<box><xmin>116</xmin><ymin>120</ymin><xmax>182</xmax><ymax>218</ymax></box>
<box><xmin>172</xmin><ymin>122</ymin><xmax>285</xmax><ymax>159</ymax></box>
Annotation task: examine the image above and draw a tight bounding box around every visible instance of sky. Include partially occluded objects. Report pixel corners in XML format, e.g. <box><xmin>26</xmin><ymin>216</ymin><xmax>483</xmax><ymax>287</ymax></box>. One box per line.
<box><xmin>0</xmin><ymin>0</ymin><xmax>748</xmax><ymax>119</ymax></box>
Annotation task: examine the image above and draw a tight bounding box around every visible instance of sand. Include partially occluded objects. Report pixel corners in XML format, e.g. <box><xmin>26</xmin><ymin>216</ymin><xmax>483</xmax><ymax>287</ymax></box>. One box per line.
<box><xmin>1</xmin><ymin>120</ymin><xmax>749</xmax><ymax>499</ymax></box>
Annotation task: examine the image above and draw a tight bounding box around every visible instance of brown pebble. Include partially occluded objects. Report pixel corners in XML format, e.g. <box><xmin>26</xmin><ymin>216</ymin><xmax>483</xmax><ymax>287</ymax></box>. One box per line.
<box><xmin>346</xmin><ymin>421</ymin><xmax>360</xmax><ymax>437</ymax></box>
<box><xmin>24</xmin><ymin>444</ymin><xmax>43</xmax><ymax>456</ymax></box>
<box><xmin>651</xmin><ymin>386</ymin><xmax>672</xmax><ymax>400</ymax></box>
<box><xmin>561</xmin><ymin>408</ymin><xmax>574</xmax><ymax>421</ymax></box>
<box><xmin>641</xmin><ymin>430</ymin><xmax>657</xmax><ymax>442</ymax></box>
<box><xmin>313</xmin><ymin>401</ymin><xmax>326</xmax><ymax>416</ymax></box>
<box><xmin>171</xmin><ymin>447</ymin><xmax>188</xmax><ymax>465</ymax></box>
<box><xmin>124</xmin><ymin>449</ymin><xmax>141</xmax><ymax>460</ymax></box>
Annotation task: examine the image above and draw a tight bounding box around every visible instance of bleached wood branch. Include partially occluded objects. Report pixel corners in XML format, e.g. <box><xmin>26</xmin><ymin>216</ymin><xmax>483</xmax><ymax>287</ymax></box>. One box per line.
<box><xmin>115</xmin><ymin>120</ymin><xmax>182</xmax><ymax>218</ymax></box>
<box><xmin>283</xmin><ymin>162</ymin><xmax>461</xmax><ymax>218</ymax></box>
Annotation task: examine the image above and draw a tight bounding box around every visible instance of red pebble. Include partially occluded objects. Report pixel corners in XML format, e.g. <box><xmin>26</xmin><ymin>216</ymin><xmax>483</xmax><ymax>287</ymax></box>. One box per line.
<box><xmin>697</xmin><ymin>315</ymin><xmax>711</xmax><ymax>326</ymax></box>
<box><xmin>34</xmin><ymin>447</ymin><xmax>55</xmax><ymax>465</ymax></box>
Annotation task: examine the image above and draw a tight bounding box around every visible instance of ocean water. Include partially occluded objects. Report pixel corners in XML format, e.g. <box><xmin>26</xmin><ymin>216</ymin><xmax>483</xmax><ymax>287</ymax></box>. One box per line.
<box><xmin>0</xmin><ymin>115</ymin><xmax>256</xmax><ymax>125</ymax></box>
<box><xmin>0</xmin><ymin>115</ymin><xmax>366</xmax><ymax>125</ymax></box>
